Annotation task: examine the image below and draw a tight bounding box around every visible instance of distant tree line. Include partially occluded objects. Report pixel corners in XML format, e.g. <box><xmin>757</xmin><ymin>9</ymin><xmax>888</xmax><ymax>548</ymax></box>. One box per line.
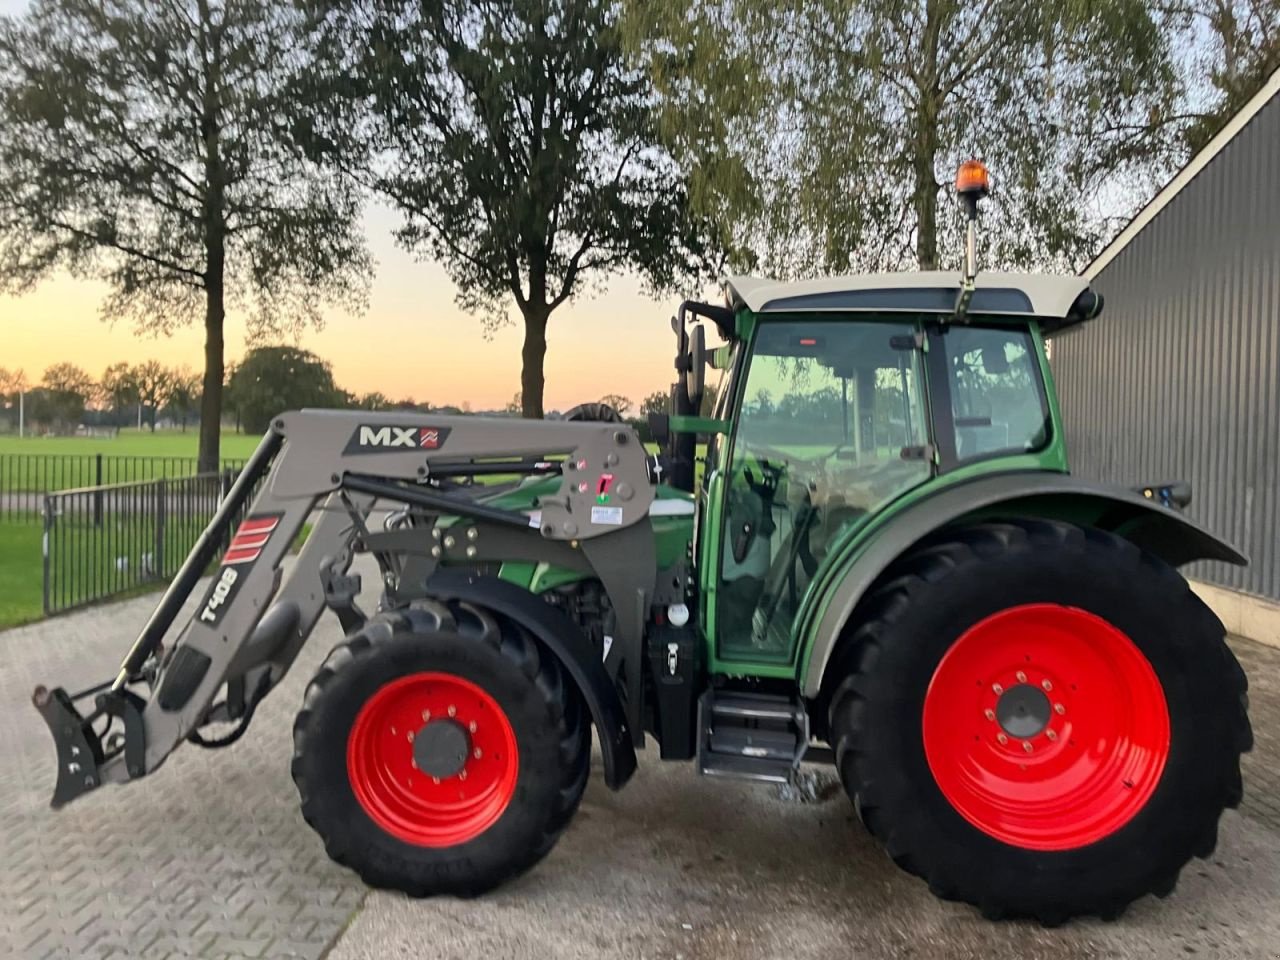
<box><xmin>0</xmin><ymin>346</ymin><xmax>539</xmax><ymax>438</ymax></box>
<box><xmin>0</xmin><ymin>361</ymin><xmax>200</xmax><ymax>434</ymax></box>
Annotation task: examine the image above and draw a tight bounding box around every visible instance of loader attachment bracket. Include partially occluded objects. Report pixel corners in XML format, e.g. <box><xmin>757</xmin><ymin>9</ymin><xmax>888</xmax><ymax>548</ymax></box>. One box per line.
<box><xmin>33</xmin><ymin>685</ymin><xmax>108</xmax><ymax>808</ymax></box>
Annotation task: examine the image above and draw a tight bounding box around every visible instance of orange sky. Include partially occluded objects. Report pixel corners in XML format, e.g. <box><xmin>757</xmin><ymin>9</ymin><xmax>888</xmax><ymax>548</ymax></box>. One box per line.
<box><xmin>0</xmin><ymin>203</ymin><xmax>711</xmax><ymax>413</ymax></box>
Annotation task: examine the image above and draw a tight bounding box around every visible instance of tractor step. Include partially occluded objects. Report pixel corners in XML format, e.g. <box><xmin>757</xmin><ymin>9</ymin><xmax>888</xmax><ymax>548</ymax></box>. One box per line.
<box><xmin>696</xmin><ymin>691</ymin><xmax>809</xmax><ymax>784</ymax></box>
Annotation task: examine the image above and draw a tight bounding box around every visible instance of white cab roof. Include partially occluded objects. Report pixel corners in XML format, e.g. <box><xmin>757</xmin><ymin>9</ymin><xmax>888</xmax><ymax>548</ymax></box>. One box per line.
<box><xmin>725</xmin><ymin>272</ymin><xmax>1091</xmax><ymax>318</ymax></box>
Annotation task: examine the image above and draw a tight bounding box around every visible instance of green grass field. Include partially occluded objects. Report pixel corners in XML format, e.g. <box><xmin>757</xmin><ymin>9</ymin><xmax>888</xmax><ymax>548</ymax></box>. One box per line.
<box><xmin>0</xmin><ymin>428</ymin><xmax>259</xmax><ymax>458</ymax></box>
<box><xmin>0</xmin><ymin>522</ymin><xmax>43</xmax><ymax>628</ymax></box>
<box><xmin>0</xmin><ymin>429</ymin><xmax>260</xmax><ymax>494</ymax></box>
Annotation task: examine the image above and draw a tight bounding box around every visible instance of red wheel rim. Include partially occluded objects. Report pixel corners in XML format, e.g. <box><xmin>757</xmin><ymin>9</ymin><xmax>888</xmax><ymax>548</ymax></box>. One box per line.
<box><xmin>922</xmin><ymin>604</ymin><xmax>1169</xmax><ymax>851</ymax></box>
<box><xmin>346</xmin><ymin>672</ymin><xmax>519</xmax><ymax>847</ymax></box>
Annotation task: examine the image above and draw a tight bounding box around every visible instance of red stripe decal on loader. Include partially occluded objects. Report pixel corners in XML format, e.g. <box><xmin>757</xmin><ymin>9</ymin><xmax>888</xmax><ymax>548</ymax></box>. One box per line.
<box><xmin>222</xmin><ymin>515</ymin><xmax>281</xmax><ymax>566</ymax></box>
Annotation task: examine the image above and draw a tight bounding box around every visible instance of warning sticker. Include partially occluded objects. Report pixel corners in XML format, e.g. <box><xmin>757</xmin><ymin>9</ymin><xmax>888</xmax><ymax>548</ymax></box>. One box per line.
<box><xmin>591</xmin><ymin>506</ymin><xmax>624</xmax><ymax>526</ymax></box>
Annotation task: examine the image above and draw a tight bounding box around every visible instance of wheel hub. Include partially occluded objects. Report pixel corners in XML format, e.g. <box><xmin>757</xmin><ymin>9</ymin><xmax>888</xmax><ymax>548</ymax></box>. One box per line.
<box><xmin>412</xmin><ymin>719</ymin><xmax>471</xmax><ymax>778</ymax></box>
<box><xmin>346</xmin><ymin>672</ymin><xmax>519</xmax><ymax>847</ymax></box>
<box><xmin>995</xmin><ymin>683</ymin><xmax>1051</xmax><ymax>739</ymax></box>
<box><xmin>922</xmin><ymin>604</ymin><xmax>1170</xmax><ymax>851</ymax></box>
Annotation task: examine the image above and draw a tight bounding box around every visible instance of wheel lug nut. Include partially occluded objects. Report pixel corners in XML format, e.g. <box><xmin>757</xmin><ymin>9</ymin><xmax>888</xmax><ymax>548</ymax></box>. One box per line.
<box><xmin>1054</xmin><ymin>703</ymin><xmax>1066</xmax><ymax>715</ymax></box>
<box><xmin>1042</xmin><ymin>679</ymin><xmax>1053</xmax><ymax>691</ymax></box>
<box><xmin>1022</xmin><ymin>741</ymin><xmax>1033</xmax><ymax>753</ymax></box>
<box><xmin>1046</xmin><ymin>730</ymin><xmax>1058</xmax><ymax>741</ymax></box>
<box><xmin>469</xmin><ymin>721</ymin><xmax>478</xmax><ymax>733</ymax></box>
<box><xmin>432</xmin><ymin>776</ymin><xmax>440</xmax><ymax>784</ymax></box>
<box><xmin>1016</xmin><ymin>671</ymin><xmax>1027</xmax><ymax>683</ymax></box>
<box><xmin>473</xmin><ymin>748</ymin><xmax>483</xmax><ymax>759</ymax></box>
<box><xmin>459</xmin><ymin>770</ymin><xmax>467</xmax><ymax>781</ymax></box>
<box><xmin>407</xmin><ymin>731</ymin><xmax>414</xmax><ymax>742</ymax></box>
<box><xmin>411</xmin><ymin>759</ymin><xmax>418</xmax><ymax>769</ymax></box>
<box><xmin>992</xmin><ymin>683</ymin><xmax>1003</xmax><ymax>695</ymax></box>
<box><xmin>984</xmin><ymin>709</ymin><xmax>995</xmax><ymax>721</ymax></box>
<box><xmin>448</xmin><ymin>705</ymin><xmax>457</xmax><ymax>717</ymax></box>
<box><xmin>422</xmin><ymin>710</ymin><xmax>430</xmax><ymax>721</ymax></box>
<box><xmin>997</xmin><ymin>733</ymin><xmax>1008</xmax><ymax>745</ymax></box>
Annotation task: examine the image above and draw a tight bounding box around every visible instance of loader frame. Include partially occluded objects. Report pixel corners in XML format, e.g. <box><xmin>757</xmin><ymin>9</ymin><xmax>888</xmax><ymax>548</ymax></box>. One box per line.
<box><xmin>35</xmin><ymin>409</ymin><xmax>660</xmax><ymax>807</ymax></box>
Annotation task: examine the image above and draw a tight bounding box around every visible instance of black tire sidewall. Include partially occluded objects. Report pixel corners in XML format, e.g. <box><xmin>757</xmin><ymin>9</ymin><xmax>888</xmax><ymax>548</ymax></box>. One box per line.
<box><xmin>849</xmin><ymin>528</ymin><xmax>1237</xmax><ymax>913</ymax></box>
<box><xmin>297</xmin><ymin>629</ymin><xmax>568</xmax><ymax>888</ymax></box>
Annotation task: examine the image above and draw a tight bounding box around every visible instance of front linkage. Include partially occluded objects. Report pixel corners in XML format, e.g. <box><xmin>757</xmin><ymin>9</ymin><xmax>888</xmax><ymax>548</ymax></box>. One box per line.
<box><xmin>34</xmin><ymin>409</ymin><xmax>658</xmax><ymax>808</ymax></box>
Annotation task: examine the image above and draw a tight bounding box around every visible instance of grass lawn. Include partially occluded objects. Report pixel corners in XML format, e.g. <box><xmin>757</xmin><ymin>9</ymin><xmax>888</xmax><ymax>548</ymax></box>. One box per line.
<box><xmin>0</xmin><ymin>428</ymin><xmax>260</xmax><ymax>459</ymax></box>
<box><xmin>0</xmin><ymin>429</ymin><xmax>261</xmax><ymax>494</ymax></box>
<box><xmin>0</xmin><ymin>522</ymin><xmax>44</xmax><ymax>628</ymax></box>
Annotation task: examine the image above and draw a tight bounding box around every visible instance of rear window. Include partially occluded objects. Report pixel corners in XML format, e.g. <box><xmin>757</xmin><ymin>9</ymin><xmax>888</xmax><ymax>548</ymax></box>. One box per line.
<box><xmin>945</xmin><ymin>327</ymin><xmax>1050</xmax><ymax>462</ymax></box>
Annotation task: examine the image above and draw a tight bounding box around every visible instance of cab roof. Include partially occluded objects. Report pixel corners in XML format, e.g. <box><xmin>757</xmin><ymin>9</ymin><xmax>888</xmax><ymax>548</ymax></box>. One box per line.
<box><xmin>724</xmin><ymin>272</ymin><xmax>1094</xmax><ymax>326</ymax></box>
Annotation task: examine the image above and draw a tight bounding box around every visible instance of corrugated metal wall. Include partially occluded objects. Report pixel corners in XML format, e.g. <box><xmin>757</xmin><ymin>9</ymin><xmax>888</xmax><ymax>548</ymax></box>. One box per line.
<box><xmin>1054</xmin><ymin>93</ymin><xmax>1280</xmax><ymax>601</ymax></box>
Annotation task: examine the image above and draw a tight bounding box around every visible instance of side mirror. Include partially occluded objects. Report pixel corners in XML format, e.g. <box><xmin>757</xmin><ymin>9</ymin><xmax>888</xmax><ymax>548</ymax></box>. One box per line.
<box><xmin>686</xmin><ymin>324</ymin><xmax>706</xmax><ymax>403</ymax></box>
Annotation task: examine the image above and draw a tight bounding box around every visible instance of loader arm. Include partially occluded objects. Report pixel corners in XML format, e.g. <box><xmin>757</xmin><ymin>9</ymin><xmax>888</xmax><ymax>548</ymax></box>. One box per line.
<box><xmin>34</xmin><ymin>409</ymin><xmax>655</xmax><ymax>808</ymax></box>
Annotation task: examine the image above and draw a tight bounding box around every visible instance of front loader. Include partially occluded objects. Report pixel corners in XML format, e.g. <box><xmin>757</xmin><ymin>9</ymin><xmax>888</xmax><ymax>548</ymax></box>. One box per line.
<box><xmin>34</xmin><ymin>162</ymin><xmax>1253</xmax><ymax>923</ymax></box>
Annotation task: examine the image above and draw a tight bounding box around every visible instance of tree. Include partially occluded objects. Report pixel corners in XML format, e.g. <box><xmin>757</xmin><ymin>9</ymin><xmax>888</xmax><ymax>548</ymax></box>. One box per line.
<box><xmin>505</xmin><ymin>391</ymin><xmax>523</xmax><ymax>416</ymax></box>
<box><xmin>0</xmin><ymin>0</ymin><xmax>370</xmax><ymax>471</ymax></box>
<box><xmin>40</xmin><ymin>362</ymin><xmax>94</xmax><ymax>429</ymax></box>
<box><xmin>699</xmin><ymin>381</ymin><xmax>719</xmax><ymax>419</ymax></box>
<box><xmin>302</xmin><ymin>0</ymin><xmax>709</xmax><ymax>419</ymax></box>
<box><xmin>163</xmin><ymin>367</ymin><xmax>202</xmax><ymax>431</ymax></box>
<box><xmin>632</xmin><ymin>0</ymin><xmax>1183</xmax><ymax>274</ymax></box>
<box><xmin>0</xmin><ymin>366</ymin><xmax>27</xmax><ymax>430</ymax></box>
<box><xmin>125</xmin><ymin>360</ymin><xmax>175</xmax><ymax>431</ymax></box>
<box><xmin>99</xmin><ymin>362</ymin><xmax>138</xmax><ymax>426</ymax></box>
<box><xmin>641</xmin><ymin>390</ymin><xmax>670</xmax><ymax>417</ymax></box>
<box><xmin>599</xmin><ymin>394</ymin><xmax>633</xmax><ymax>417</ymax></box>
<box><xmin>356</xmin><ymin>391</ymin><xmax>390</xmax><ymax>411</ymax></box>
<box><xmin>226</xmin><ymin>346</ymin><xmax>344</xmax><ymax>434</ymax></box>
<box><xmin>1172</xmin><ymin>0</ymin><xmax>1280</xmax><ymax>151</ymax></box>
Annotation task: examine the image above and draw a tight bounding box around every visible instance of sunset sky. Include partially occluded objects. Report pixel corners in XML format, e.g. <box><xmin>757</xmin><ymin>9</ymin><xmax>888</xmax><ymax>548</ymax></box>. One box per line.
<box><xmin>0</xmin><ymin>199</ymin><xmax>707</xmax><ymax>413</ymax></box>
<box><xmin>0</xmin><ymin>0</ymin><xmax>714</xmax><ymax>414</ymax></box>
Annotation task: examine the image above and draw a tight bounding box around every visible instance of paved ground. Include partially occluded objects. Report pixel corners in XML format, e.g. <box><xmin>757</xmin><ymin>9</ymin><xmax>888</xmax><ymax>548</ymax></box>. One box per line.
<box><xmin>3</xmin><ymin>565</ymin><xmax>1280</xmax><ymax>959</ymax></box>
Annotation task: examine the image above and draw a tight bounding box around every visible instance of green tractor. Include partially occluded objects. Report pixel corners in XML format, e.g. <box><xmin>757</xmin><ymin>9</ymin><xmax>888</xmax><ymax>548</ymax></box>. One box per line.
<box><xmin>36</xmin><ymin>163</ymin><xmax>1251</xmax><ymax>923</ymax></box>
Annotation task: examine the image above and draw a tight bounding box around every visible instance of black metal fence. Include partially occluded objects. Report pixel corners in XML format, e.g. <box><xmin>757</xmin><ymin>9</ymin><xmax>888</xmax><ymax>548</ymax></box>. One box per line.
<box><xmin>41</xmin><ymin>469</ymin><xmax>262</xmax><ymax>615</ymax></box>
<box><xmin>1</xmin><ymin>453</ymin><xmax>247</xmax><ymax>523</ymax></box>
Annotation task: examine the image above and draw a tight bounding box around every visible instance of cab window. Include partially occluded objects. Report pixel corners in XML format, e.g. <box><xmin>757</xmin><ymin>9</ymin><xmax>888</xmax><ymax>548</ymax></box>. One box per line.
<box><xmin>945</xmin><ymin>326</ymin><xmax>1049</xmax><ymax>462</ymax></box>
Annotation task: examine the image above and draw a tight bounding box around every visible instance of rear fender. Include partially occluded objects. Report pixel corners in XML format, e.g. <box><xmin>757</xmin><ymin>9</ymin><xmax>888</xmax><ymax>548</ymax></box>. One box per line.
<box><xmin>799</xmin><ymin>473</ymin><xmax>1246</xmax><ymax>698</ymax></box>
<box><xmin>424</xmin><ymin>570</ymin><xmax>638</xmax><ymax>789</ymax></box>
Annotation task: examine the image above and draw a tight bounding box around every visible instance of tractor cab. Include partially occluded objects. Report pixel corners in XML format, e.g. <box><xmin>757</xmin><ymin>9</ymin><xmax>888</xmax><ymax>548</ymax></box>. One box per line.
<box><xmin>662</xmin><ymin>162</ymin><xmax>1107</xmax><ymax>674</ymax></box>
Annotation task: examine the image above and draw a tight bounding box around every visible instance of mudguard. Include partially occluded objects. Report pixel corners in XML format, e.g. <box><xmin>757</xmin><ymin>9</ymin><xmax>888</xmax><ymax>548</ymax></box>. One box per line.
<box><xmin>424</xmin><ymin>569</ymin><xmax>638</xmax><ymax>790</ymax></box>
<box><xmin>799</xmin><ymin>472</ymin><xmax>1247</xmax><ymax>697</ymax></box>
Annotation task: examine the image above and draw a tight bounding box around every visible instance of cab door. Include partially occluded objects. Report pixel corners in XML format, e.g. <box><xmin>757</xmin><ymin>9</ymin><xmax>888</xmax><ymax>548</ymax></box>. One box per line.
<box><xmin>707</xmin><ymin>318</ymin><xmax>934</xmax><ymax>665</ymax></box>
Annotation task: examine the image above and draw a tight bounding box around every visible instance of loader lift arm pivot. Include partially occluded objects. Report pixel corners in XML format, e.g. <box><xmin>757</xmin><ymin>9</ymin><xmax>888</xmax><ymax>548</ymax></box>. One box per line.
<box><xmin>34</xmin><ymin>409</ymin><xmax>656</xmax><ymax>808</ymax></box>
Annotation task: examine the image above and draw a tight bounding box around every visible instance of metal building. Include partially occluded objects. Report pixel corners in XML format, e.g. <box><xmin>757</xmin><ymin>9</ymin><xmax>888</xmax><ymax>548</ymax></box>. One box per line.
<box><xmin>1053</xmin><ymin>68</ymin><xmax>1280</xmax><ymax>607</ymax></box>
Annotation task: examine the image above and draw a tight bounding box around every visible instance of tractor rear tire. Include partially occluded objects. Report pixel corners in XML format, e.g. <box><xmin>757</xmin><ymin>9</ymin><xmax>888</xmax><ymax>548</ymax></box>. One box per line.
<box><xmin>827</xmin><ymin>519</ymin><xmax>1251</xmax><ymax>923</ymax></box>
<box><xmin>291</xmin><ymin>599</ymin><xmax>590</xmax><ymax>896</ymax></box>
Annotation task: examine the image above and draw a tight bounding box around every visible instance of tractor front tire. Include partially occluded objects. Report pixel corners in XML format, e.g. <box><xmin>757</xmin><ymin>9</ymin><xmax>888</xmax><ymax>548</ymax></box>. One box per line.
<box><xmin>291</xmin><ymin>599</ymin><xmax>590</xmax><ymax>896</ymax></box>
<box><xmin>827</xmin><ymin>519</ymin><xmax>1251</xmax><ymax>923</ymax></box>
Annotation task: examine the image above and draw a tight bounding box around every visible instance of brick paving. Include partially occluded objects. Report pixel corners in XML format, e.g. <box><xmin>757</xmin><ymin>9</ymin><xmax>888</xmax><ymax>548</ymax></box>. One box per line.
<box><xmin>0</xmin><ymin>570</ymin><xmax>1277</xmax><ymax>959</ymax></box>
<box><xmin>0</xmin><ymin>579</ymin><xmax>368</xmax><ymax>960</ymax></box>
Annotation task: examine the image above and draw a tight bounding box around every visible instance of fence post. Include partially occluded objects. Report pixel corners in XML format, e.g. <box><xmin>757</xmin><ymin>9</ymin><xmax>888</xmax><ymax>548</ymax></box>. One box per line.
<box><xmin>42</xmin><ymin>495</ymin><xmax>53</xmax><ymax>615</ymax></box>
<box><xmin>221</xmin><ymin>469</ymin><xmax>235</xmax><ymax>552</ymax></box>
<box><xmin>93</xmin><ymin>453</ymin><xmax>104</xmax><ymax>527</ymax></box>
<box><xmin>154</xmin><ymin>478</ymin><xmax>166</xmax><ymax>582</ymax></box>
